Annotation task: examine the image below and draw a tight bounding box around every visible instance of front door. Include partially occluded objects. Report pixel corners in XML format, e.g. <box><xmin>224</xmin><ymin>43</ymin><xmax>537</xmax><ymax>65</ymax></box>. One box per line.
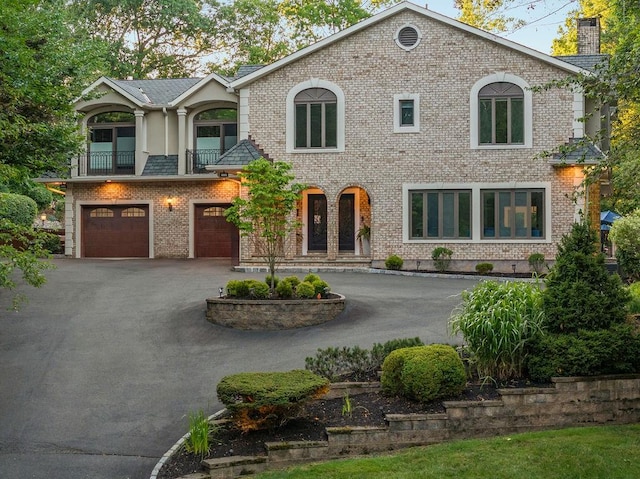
<box><xmin>339</xmin><ymin>194</ymin><xmax>355</xmax><ymax>251</ymax></box>
<box><xmin>308</xmin><ymin>194</ymin><xmax>327</xmax><ymax>252</ymax></box>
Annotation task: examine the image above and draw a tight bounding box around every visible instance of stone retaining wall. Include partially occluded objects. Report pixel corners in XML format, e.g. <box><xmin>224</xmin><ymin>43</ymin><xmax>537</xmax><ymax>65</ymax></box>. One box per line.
<box><xmin>205</xmin><ymin>294</ymin><xmax>345</xmax><ymax>330</ymax></box>
<box><xmin>182</xmin><ymin>375</ymin><xmax>640</xmax><ymax>478</ymax></box>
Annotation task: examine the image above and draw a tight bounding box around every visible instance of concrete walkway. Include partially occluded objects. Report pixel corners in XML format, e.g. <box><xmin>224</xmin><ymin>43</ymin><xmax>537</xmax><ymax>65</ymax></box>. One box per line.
<box><xmin>0</xmin><ymin>259</ymin><xmax>479</xmax><ymax>479</ymax></box>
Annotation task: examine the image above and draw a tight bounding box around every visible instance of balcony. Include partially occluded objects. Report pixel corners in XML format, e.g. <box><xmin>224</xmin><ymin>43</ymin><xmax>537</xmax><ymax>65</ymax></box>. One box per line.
<box><xmin>78</xmin><ymin>151</ymin><xmax>135</xmax><ymax>176</ymax></box>
<box><xmin>187</xmin><ymin>149</ymin><xmax>221</xmax><ymax>174</ymax></box>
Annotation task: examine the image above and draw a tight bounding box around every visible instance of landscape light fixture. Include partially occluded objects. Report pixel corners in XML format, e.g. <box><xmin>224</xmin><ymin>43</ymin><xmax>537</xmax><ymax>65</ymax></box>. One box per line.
<box><xmin>512</xmin><ymin>264</ymin><xmax>517</xmax><ymax>274</ymax></box>
<box><xmin>40</xmin><ymin>213</ymin><xmax>46</xmax><ymax>226</ymax></box>
<box><xmin>219</xmin><ymin>287</ymin><xmax>224</xmax><ymax>298</ymax></box>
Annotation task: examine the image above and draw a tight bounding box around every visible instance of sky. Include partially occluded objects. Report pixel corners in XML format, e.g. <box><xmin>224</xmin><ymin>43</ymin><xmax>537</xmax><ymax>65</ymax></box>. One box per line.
<box><xmin>424</xmin><ymin>0</ymin><xmax>580</xmax><ymax>54</ymax></box>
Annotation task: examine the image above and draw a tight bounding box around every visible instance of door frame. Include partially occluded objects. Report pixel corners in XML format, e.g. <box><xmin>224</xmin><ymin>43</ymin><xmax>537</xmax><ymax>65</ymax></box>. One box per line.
<box><xmin>302</xmin><ymin>188</ymin><xmax>363</xmax><ymax>256</ymax></box>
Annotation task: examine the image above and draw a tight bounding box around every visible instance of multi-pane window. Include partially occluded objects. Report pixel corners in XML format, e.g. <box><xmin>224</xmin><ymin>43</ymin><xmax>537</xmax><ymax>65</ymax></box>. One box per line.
<box><xmin>410</xmin><ymin>190</ymin><xmax>472</xmax><ymax>239</ymax></box>
<box><xmin>294</xmin><ymin>88</ymin><xmax>337</xmax><ymax>148</ymax></box>
<box><xmin>479</xmin><ymin>82</ymin><xmax>524</xmax><ymax>145</ymax></box>
<box><xmin>87</xmin><ymin>112</ymin><xmax>136</xmax><ymax>174</ymax></box>
<box><xmin>481</xmin><ymin>189</ymin><xmax>544</xmax><ymax>239</ymax></box>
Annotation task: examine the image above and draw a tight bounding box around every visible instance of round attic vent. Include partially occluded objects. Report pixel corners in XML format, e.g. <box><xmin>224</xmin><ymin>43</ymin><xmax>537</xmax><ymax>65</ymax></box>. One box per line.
<box><xmin>395</xmin><ymin>25</ymin><xmax>421</xmax><ymax>51</ymax></box>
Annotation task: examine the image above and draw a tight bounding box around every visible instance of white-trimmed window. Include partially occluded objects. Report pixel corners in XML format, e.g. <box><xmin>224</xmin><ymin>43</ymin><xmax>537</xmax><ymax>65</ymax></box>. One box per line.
<box><xmin>394</xmin><ymin>94</ymin><xmax>420</xmax><ymax>133</ymax></box>
<box><xmin>286</xmin><ymin>79</ymin><xmax>345</xmax><ymax>153</ymax></box>
<box><xmin>409</xmin><ymin>190</ymin><xmax>471</xmax><ymax>239</ymax></box>
<box><xmin>470</xmin><ymin>73</ymin><xmax>533</xmax><ymax>149</ymax></box>
<box><xmin>481</xmin><ymin>189</ymin><xmax>545</xmax><ymax>239</ymax></box>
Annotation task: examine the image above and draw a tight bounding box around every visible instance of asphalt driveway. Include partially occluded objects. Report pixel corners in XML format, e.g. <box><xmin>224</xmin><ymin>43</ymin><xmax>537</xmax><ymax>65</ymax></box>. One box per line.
<box><xmin>0</xmin><ymin>259</ymin><xmax>479</xmax><ymax>479</ymax></box>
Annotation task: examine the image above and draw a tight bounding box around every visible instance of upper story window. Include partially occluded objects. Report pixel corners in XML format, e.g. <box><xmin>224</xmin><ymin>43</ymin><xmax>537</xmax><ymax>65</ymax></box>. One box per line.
<box><xmin>294</xmin><ymin>88</ymin><xmax>337</xmax><ymax>149</ymax></box>
<box><xmin>470</xmin><ymin>73</ymin><xmax>532</xmax><ymax>149</ymax></box>
<box><xmin>286</xmin><ymin>79</ymin><xmax>345</xmax><ymax>153</ymax></box>
<box><xmin>479</xmin><ymin>83</ymin><xmax>524</xmax><ymax>145</ymax></box>
<box><xmin>194</xmin><ymin>108</ymin><xmax>237</xmax><ymax>155</ymax></box>
<box><xmin>394</xmin><ymin>93</ymin><xmax>420</xmax><ymax>133</ymax></box>
<box><xmin>87</xmin><ymin>111</ymin><xmax>136</xmax><ymax>175</ymax></box>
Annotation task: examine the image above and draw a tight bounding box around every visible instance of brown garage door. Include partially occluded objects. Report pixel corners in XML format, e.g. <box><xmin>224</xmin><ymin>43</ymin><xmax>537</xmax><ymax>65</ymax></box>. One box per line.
<box><xmin>82</xmin><ymin>205</ymin><xmax>149</xmax><ymax>258</ymax></box>
<box><xmin>195</xmin><ymin>204</ymin><xmax>238</xmax><ymax>260</ymax></box>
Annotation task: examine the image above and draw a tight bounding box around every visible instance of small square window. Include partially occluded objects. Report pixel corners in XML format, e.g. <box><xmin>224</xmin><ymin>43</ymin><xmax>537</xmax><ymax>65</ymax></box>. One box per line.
<box><xmin>394</xmin><ymin>94</ymin><xmax>420</xmax><ymax>133</ymax></box>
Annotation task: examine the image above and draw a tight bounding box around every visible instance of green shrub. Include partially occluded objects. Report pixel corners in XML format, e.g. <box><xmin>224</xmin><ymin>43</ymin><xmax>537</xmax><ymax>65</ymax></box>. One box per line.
<box><xmin>275</xmin><ymin>279</ymin><xmax>294</xmax><ymax>299</ymax></box>
<box><xmin>432</xmin><ymin>247</ymin><xmax>453</xmax><ymax>272</ymax></box>
<box><xmin>225</xmin><ymin>279</ymin><xmax>249</xmax><ymax>298</ymax></box>
<box><xmin>303</xmin><ymin>273</ymin><xmax>321</xmax><ymax>284</ymax></box>
<box><xmin>400</xmin><ymin>345</ymin><xmax>467</xmax><ymax>403</ymax></box>
<box><xmin>25</xmin><ymin>184</ymin><xmax>53</xmax><ymax>210</ymax></box>
<box><xmin>0</xmin><ymin>193</ymin><xmax>38</xmax><ymax>227</ymax></box>
<box><xmin>216</xmin><ymin>370</ymin><xmax>329</xmax><ymax>432</ymax></box>
<box><xmin>305</xmin><ymin>338</ymin><xmax>424</xmax><ymax>382</ymax></box>
<box><xmin>312</xmin><ymin>279</ymin><xmax>330</xmax><ymax>297</ymax></box>
<box><xmin>244</xmin><ymin>279</ymin><xmax>270</xmax><ymax>299</ymax></box>
<box><xmin>449</xmin><ymin>280</ymin><xmax>545</xmax><ymax>381</ymax></box>
<box><xmin>610</xmin><ymin>210</ymin><xmax>640</xmax><ymax>281</ymax></box>
<box><xmin>628</xmin><ymin>283</ymin><xmax>640</xmax><ymax>315</ymax></box>
<box><xmin>41</xmin><ymin>232</ymin><xmax>61</xmax><ymax>254</ymax></box>
<box><xmin>527</xmin><ymin>324</ymin><xmax>640</xmax><ymax>382</ymax></box>
<box><xmin>369</xmin><ymin>337</ymin><xmax>424</xmax><ymax>372</ymax></box>
<box><xmin>304</xmin><ymin>346</ymin><xmax>372</xmax><ymax>381</ymax></box>
<box><xmin>295</xmin><ymin>281</ymin><xmax>316</xmax><ymax>299</ymax></box>
<box><xmin>265</xmin><ymin>274</ymin><xmax>279</xmax><ymax>289</ymax></box>
<box><xmin>475</xmin><ymin>262</ymin><xmax>494</xmax><ymax>274</ymax></box>
<box><xmin>542</xmin><ymin>223</ymin><xmax>630</xmax><ymax>333</ymax></box>
<box><xmin>381</xmin><ymin>346</ymin><xmax>423</xmax><ymax>396</ymax></box>
<box><xmin>385</xmin><ymin>254</ymin><xmax>403</xmax><ymax>270</ymax></box>
<box><xmin>528</xmin><ymin>253</ymin><xmax>546</xmax><ymax>275</ymax></box>
<box><xmin>283</xmin><ymin>275</ymin><xmax>301</xmax><ymax>288</ymax></box>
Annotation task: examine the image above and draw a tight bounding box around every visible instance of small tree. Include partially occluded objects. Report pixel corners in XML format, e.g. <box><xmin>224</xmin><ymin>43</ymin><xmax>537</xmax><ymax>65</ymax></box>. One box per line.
<box><xmin>224</xmin><ymin>158</ymin><xmax>305</xmax><ymax>291</ymax></box>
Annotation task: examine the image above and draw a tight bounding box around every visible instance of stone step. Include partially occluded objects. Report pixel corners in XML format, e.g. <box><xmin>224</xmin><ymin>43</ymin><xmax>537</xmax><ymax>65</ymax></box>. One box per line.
<box><xmin>201</xmin><ymin>455</ymin><xmax>268</xmax><ymax>478</ymax></box>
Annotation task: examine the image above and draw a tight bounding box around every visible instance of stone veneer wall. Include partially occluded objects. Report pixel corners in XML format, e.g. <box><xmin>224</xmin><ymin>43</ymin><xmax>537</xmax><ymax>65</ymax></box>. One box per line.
<box><xmin>196</xmin><ymin>375</ymin><xmax>640</xmax><ymax>479</ymax></box>
<box><xmin>241</xmin><ymin>9</ymin><xmax>586</xmax><ymax>267</ymax></box>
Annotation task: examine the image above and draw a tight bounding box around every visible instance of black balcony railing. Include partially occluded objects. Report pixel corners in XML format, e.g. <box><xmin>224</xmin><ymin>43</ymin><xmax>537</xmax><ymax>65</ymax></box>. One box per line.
<box><xmin>187</xmin><ymin>149</ymin><xmax>221</xmax><ymax>174</ymax></box>
<box><xmin>79</xmin><ymin>151</ymin><xmax>135</xmax><ymax>176</ymax></box>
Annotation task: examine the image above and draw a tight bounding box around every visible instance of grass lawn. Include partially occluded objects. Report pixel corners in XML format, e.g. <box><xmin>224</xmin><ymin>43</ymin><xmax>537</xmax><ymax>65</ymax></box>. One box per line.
<box><xmin>255</xmin><ymin>424</ymin><xmax>640</xmax><ymax>478</ymax></box>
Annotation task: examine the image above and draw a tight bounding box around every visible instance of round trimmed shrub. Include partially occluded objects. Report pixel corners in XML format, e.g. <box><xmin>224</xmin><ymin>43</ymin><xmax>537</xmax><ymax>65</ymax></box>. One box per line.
<box><xmin>244</xmin><ymin>279</ymin><xmax>270</xmax><ymax>299</ymax></box>
<box><xmin>475</xmin><ymin>262</ymin><xmax>494</xmax><ymax>274</ymax></box>
<box><xmin>312</xmin><ymin>279</ymin><xmax>330</xmax><ymax>297</ymax></box>
<box><xmin>385</xmin><ymin>254</ymin><xmax>403</xmax><ymax>270</ymax></box>
<box><xmin>283</xmin><ymin>276</ymin><xmax>301</xmax><ymax>288</ymax></box>
<box><xmin>0</xmin><ymin>193</ymin><xmax>38</xmax><ymax>227</ymax></box>
<box><xmin>226</xmin><ymin>279</ymin><xmax>249</xmax><ymax>298</ymax></box>
<box><xmin>303</xmin><ymin>273</ymin><xmax>321</xmax><ymax>284</ymax></box>
<box><xmin>381</xmin><ymin>346</ymin><xmax>423</xmax><ymax>396</ymax></box>
<box><xmin>295</xmin><ymin>281</ymin><xmax>315</xmax><ymax>299</ymax></box>
<box><xmin>275</xmin><ymin>279</ymin><xmax>294</xmax><ymax>299</ymax></box>
<box><xmin>400</xmin><ymin>345</ymin><xmax>466</xmax><ymax>403</ymax></box>
<box><xmin>265</xmin><ymin>274</ymin><xmax>279</xmax><ymax>289</ymax></box>
<box><xmin>25</xmin><ymin>184</ymin><xmax>53</xmax><ymax>210</ymax></box>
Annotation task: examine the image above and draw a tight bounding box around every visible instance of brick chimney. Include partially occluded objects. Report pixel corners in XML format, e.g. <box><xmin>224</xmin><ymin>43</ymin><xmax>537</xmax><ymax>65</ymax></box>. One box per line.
<box><xmin>577</xmin><ymin>18</ymin><xmax>600</xmax><ymax>54</ymax></box>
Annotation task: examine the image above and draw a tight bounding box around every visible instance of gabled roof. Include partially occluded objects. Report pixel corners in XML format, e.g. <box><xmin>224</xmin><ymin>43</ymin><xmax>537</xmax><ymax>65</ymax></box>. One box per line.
<box><xmin>230</xmin><ymin>1</ymin><xmax>587</xmax><ymax>89</ymax></box>
<box><xmin>78</xmin><ymin>73</ymin><xmax>231</xmax><ymax>108</ymax></box>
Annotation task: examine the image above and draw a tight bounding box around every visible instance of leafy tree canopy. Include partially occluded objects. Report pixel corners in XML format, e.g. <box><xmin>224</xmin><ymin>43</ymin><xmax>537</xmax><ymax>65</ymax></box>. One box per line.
<box><xmin>454</xmin><ymin>0</ymin><xmax>525</xmax><ymax>33</ymax></box>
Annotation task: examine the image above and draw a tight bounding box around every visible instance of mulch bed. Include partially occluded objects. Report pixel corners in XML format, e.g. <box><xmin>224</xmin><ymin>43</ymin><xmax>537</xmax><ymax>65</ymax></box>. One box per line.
<box><xmin>157</xmin><ymin>382</ymin><xmax>503</xmax><ymax>479</ymax></box>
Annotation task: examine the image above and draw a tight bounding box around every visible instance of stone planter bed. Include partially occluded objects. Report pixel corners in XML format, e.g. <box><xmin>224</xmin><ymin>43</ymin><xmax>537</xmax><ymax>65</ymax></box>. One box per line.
<box><xmin>158</xmin><ymin>375</ymin><xmax>640</xmax><ymax>479</ymax></box>
<box><xmin>205</xmin><ymin>293</ymin><xmax>346</xmax><ymax>330</ymax></box>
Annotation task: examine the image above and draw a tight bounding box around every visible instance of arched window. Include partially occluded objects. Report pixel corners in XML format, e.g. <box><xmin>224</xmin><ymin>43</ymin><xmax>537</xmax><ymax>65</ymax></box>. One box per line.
<box><xmin>294</xmin><ymin>88</ymin><xmax>337</xmax><ymax>148</ymax></box>
<box><xmin>87</xmin><ymin>111</ymin><xmax>136</xmax><ymax>174</ymax></box>
<box><xmin>286</xmin><ymin>79</ymin><xmax>345</xmax><ymax>153</ymax></box>
<box><xmin>470</xmin><ymin>74</ymin><xmax>532</xmax><ymax>149</ymax></box>
<box><xmin>479</xmin><ymin>83</ymin><xmax>524</xmax><ymax>145</ymax></box>
<box><xmin>121</xmin><ymin>207</ymin><xmax>146</xmax><ymax>217</ymax></box>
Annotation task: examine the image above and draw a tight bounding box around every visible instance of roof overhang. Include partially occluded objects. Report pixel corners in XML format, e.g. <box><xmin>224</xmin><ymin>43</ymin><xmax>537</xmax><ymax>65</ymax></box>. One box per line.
<box><xmin>35</xmin><ymin>173</ymin><xmax>244</xmax><ymax>184</ymax></box>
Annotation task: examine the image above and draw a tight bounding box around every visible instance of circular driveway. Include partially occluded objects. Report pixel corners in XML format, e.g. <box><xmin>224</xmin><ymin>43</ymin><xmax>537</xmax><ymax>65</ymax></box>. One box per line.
<box><xmin>0</xmin><ymin>259</ymin><xmax>478</xmax><ymax>479</ymax></box>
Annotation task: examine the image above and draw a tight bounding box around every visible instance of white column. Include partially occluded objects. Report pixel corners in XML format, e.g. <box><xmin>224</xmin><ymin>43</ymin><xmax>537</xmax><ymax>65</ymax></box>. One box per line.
<box><xmin>134</xmin><ymin>109</ymin><xmax>145</xmax><ymax>176</ymax></box>
<box><xmin>177</xmin><ymin>108</ymin><xmax>187</xmax><ymax>174</ymax></box>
